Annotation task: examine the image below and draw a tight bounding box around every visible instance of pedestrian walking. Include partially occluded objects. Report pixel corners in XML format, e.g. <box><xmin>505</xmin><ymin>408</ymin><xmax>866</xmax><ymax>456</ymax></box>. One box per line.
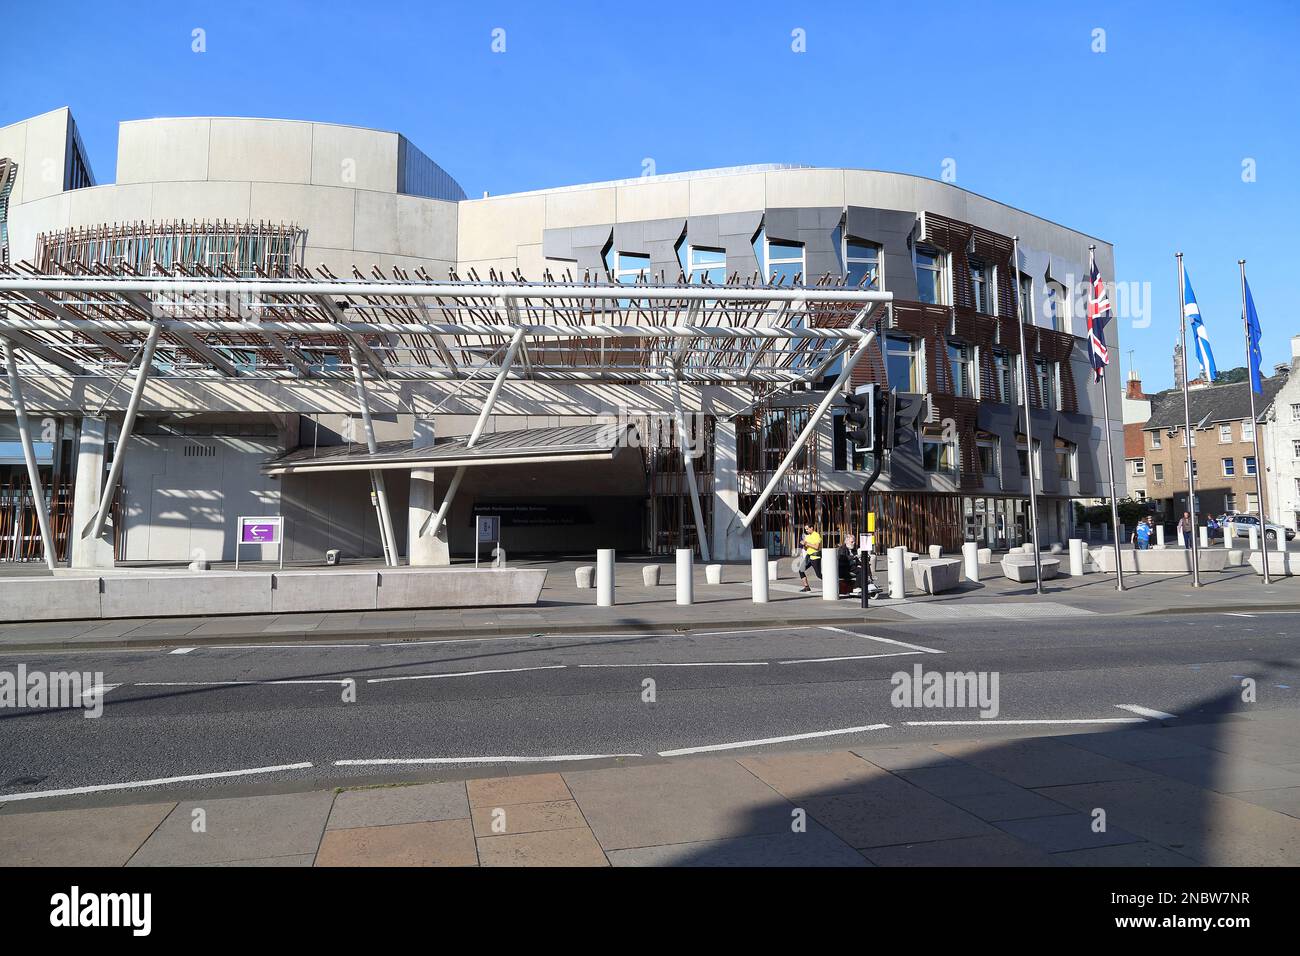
<box><xmin>1177</xmin><ymin>511</ymin><xmax>1191</xmax><ymax>548</ymax></box>
<box><xmin>1135</xmin><ymin>518</ymin><xmax>1151</xmax><ymax>550</ymax></box>
<box><xmin>796</xmin><ymin>523</ymin><xmax>822</xmax><ymax>592</ymax></box>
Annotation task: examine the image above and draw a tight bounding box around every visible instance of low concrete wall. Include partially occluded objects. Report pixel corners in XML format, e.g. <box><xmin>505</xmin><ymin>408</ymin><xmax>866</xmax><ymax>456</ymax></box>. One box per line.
<box><xmin>0</xmin><ymin>567</ymin><xmax>549</xmax><ymax>622</ymax></box>
<box><xmin>1249</xmin><ymin>552</ymin><xmax>1297</xmax><ymax>576</ymax></box>
<box><xmin>1092</xmin><ymin>548</ymin><xmax>1230</xmax><ymax>574</ymax></box>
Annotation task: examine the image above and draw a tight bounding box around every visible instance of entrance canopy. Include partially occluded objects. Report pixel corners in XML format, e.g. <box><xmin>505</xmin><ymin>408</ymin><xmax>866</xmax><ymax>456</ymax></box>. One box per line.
<box><xmin>263</xmin><ymin>423</ymin><xmax>635</xmax><ymax>475</ymax></box>
<box><xmin>0</xmin><ymin>272</ymin><xmax>888</xmax><ymax>384</ymax></box>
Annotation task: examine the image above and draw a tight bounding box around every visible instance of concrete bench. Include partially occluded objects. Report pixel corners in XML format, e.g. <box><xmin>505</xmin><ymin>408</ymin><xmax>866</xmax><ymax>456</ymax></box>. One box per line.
<box><xmin>911</xmin><ymin>557</ymin><xmax>962</xmax><ymax>594</ymax></box>
<box><xmin>575</xmin><ymin>566</ymin><xmax>595</xmax><ymax>588</ymax></box>
<box><xmin>1000</xmin><ymin>554</ymin><xmax>1060</xmax><ymax>582</ymax></box>
<box><xmin>641</xmin><ymin>565</ymin><xmax>661</xmax><ymax>586</ymax></box>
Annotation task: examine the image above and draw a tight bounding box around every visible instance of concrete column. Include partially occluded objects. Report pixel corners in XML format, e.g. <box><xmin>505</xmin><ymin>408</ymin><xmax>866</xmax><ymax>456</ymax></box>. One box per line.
<box><xmin>597</xmin><ymin>549</ymin><xmax>615</xmax><ymax>607</ymax></box>
<box><xmin>821</xmin><ymin>546</ymin><xmax>839</xmax><ymax>601</ymax></box>
<box><xmin>751</xmin><ymin>548</ymin><xmax>769</xmax><ymax>603</ymax></box>
<box><xmin>69</xmin><ymin>417</ymin><xmax>115</xmax><ymax>569</ymax></box>
<box><xmin>1277</xmin><ymin>531</ymin><xmax>1287</xmax><ymax>553</ymax></box>
<box><xmin>675</xmin><ymin>548</ymin><xmax>693</xmax><ymax>605</ymax></box>
<box><xmin>1248</xmin><ymin>527</ymin><xmax>1259</xmax><ymax>551</ymax></box>
<box><xmin>710</xmin><ymin>420</ymin><xmax>751</xmax><ymax>561</ymax></box>
<box><xmin>1199</xmin><ymin>526</ymin><xmax>1208</xmax><ymax>549</ymax></box>
<box><xmin>1224</xmin><ymin>525</ymin><xmax>1234</xmax><ymax>549</ymax></box>
<box><xmin>408</xmin><ymin>417</ymin><xmax>449</xmax><ymax>567</ymax></box>
<box><xmin>1155</xmin><ymin>525</ymin><xmax>1166</xmax><ymax>549</ymax></box>
<box><xmin>1069</xmin><ymin>538</ymin><xmax>1085</xmax><ymax>576</ymax></box>
<box><xmin>888</xmin><ymin>546</ymin><xmax>906</xmax><ymax>600</ymax></box>
<box><xmin>962</xmin><ymin>541</ymin><xmax>979</xmax><ymax>582</ymax></box>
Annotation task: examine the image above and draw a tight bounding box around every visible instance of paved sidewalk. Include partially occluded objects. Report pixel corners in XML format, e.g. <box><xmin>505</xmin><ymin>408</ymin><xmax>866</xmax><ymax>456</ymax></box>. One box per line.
<box><xmin>4</xmin><ymin>708</ymin><xmax>1299</xmax><ymax>866</ymax></box>
<box><xmin>1</xmin><ymin>557</ymin><xmax>1297</xmax><ymax>652</ymax></box>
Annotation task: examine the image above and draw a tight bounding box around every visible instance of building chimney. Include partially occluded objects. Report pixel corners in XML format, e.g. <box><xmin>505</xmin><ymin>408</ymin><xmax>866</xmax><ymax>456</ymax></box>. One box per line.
<box><xmin>1125</xmin><ymin>368</ymin><xmax>1145</xmax><ymax>400</ymax></box>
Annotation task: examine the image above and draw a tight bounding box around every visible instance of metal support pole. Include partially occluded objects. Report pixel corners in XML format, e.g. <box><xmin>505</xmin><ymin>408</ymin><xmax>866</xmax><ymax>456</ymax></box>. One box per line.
<box><xmin>421</xmin><ymin>327</ymin><xmax>527</xmax><ymax>538</ymax></box>
<box><xmin>1011</xmin><ymin>236</ymin><xmax>1043</xmax><ymax>594</ymax></box>
<box><xmin>85</xmin><ymin>323</ymin><xmax>161</xmax><ymax>541</ymax></box>
<box><xmin>671</xmin><ymin>372</ymin><xmax>711</xmax><ymax>562</ymax></box>
<box><xmin>2</xmin><ymin>336</ymin><xmax>57</xmax><ymax>569</ymax></box>
<box><xmin>1090</xmin><ymin>246</ymin><xmax>1125</xmax><ymax>591</ymax></box>
<box><xmin>347</xmin><ymin>341</ymin><xmax>399</xmax><ymax>567</ymax></box>
<box><xmin>1177</xmin><ymin>253</ymin><xmax>1202</xmax><ymax>587</ymax></box>
<box><xmin>741</xmin><ymin>330</ymin><xmax>877</xmax><ymax>528</ymax></box>
<box><xmin>1239</xmin><ymin>259</ymin><xmax>1271</xmax><ymax>584</ymax></box>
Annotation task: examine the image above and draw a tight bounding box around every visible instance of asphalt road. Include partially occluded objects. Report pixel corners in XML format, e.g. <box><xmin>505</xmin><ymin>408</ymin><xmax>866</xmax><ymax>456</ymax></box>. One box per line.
<box><xmin>1</xmin><ymin>610</ymin><xmax>1298</xmax><ymax>807</ymax></box>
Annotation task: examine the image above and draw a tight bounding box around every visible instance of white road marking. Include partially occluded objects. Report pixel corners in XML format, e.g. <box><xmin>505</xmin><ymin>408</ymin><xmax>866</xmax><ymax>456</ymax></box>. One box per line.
<box><xmin>691</xmin><ymin>625</ymin><xmax>820</xmax><ymax>637</ymax></box>
<box><xmin>80</xmin><ymin>683</ymin><xmax>121</xmax><ymax>704</ymax></box>
<box><xmin>903</xmin><ymin>718</ymin><xmax>1146</xmax><ymax>726</ymax></box>
<box><xmin>1223</xmin><ymin>612</ymin><xmax>1257</xmax><ymax>618</ymax></box>
<box><xmin>820</xmin><ymin>625</ymin><xmax>944</xmax><ymax>654</ymax></box>
<box><xmin>335</xmin><ymin>754</ymin><xmax>640</xmax><ymax>766</ymax></box>
<box><xmin>134</xmin><ymin>679</ymin><xmax>353</xmax><ymax>687</ymax></box>
<box><xmin>367</xmin><ymin>665</ymin><xmax>565</xmax><ymax>683</ymax></box>
<box><xmin>658</xmin><ymin>723</ymin><xmax>891</xmax><ymax>757</ymax></box>
<box><xmin>778</xmin><ymin>650</ymin><xmax>923</xmax><ymax>664</ymax></box>
<box><xmin>168</xmin><ymin>647</ymin><xmax>196</xmax><ymax>655</ymax></box>
<box><xmin>204</xmin><ymin>643</ymin><xmax>372</xmax><ymax>650</ymax></box>
<box><xmin>577</xmin><ymin>661</ymin><xmax>768</xmax><ymax>668</ymax></box>
<box><xmin>0</xmin><ymin>762</ymin><xmax>314</xmax><ymax>802</ymax></box>
<box><xmin>1115</xmin><ymin>704</ymin><xmax>1178</xmax><ymax>720</ymax></box>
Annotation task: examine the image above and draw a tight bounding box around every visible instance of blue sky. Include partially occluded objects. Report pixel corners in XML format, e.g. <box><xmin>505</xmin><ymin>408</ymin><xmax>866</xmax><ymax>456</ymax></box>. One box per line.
<box><xmin>3</xmin><ymin>0</ymin><xmax>1297</xmax><ymax>392</ymax></box>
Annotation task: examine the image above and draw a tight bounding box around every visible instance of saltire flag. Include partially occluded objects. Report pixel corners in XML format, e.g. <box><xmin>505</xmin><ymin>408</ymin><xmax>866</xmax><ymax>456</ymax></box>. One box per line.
<box><xmin>1183</xmin><ymin>269</ymin><xmax>1218</xmax><ymax>382</ymax></box>
<box><xmin>1086</xmin><ymin>251</ymin><xmax>1111</xmax><ymax>382</ymax></box>
<box><xmin>1243</xmin><ymin>275</ymin><xmax>1264</xmax><ymax>394</ymax></box>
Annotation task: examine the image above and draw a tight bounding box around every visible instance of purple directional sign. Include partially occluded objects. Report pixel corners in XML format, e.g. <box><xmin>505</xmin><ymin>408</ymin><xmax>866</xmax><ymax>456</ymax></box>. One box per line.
<box><xmin>239</xmin><ymin>518</ymin><xmax>281</xmax><ymax>544</ymax></box>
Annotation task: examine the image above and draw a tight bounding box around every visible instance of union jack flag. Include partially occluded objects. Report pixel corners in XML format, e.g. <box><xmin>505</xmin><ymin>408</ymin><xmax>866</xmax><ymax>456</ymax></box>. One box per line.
<box><xmin>1086</xmin><ymin>251</ymin><xmax>1111</xmax><ymax>382</ymax></box>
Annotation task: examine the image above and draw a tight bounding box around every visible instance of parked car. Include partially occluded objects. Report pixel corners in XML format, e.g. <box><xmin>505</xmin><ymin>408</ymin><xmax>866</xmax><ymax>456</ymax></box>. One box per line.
<box><xmin>1217</xmin><ymin>513</ymin><xmax>1296</xmax><ymax>542</ymax></box>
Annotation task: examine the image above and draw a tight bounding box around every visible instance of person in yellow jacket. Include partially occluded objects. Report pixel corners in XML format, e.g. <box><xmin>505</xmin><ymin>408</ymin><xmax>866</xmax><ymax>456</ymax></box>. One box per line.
<box><xmin>797</xmin><ymin>523</ymin><xmax>822</xmax><ymax>592</ymax></box>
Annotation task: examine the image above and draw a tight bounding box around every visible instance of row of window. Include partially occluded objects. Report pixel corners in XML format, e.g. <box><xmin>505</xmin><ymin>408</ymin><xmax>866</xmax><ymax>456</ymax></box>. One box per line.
<box><xmin>1149</xmin><ymin>420</ymin><xmax>1257</xmax><ymax>448</ymax></box>
<box><xmin>1130</xmin><ymin>457</ymin><xmax>1258</xmax><ymax>480</ymax></box>
<box><xmin>599</xmin><ymin>230</ymin><xmax>1065</xmax><ymax>327</ymax></box>
<box><xmin>886</xmin><ymin>333</ymin><xmax>1060</xmax><ymax>407</ymax></box>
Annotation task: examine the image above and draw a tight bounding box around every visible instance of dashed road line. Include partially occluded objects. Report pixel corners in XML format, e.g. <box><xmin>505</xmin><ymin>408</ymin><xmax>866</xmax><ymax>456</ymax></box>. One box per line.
<box><xmin>335</xmin><ymin>754</ymin><xmax>640</xmax><ymax>767</ymax></box>
<box><xmin>658</xmin><ymin>723</ymin><xmax>891</xmax><ymax>757</ymax></box>
<box><xmin>367</xmin><ymin>665</ymin><xmax>565</xmax><ymax>683</ymax></box>
<box><xmin>819</xmin><ymin>625</ymin><xmax>944</xmax><ymax>655</ymax></box>
<box><xmin>0</xmin><ymin>762</ymin><xmax>314</xmax><ymax>803</ymax></box>
<box><xmin>903</xmin><ymin>718</ymin><xmax>1146</xmax><ymax>726</ymax></box>
<box><xmin>1115</xmin><ymin>704</ymin><xmax>1178</xmax><ymax>720</ymax></box>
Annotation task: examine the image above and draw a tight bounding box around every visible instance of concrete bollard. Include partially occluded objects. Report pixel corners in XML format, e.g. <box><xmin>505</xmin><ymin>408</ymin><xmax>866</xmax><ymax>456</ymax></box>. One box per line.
<box><xmin>928</xmin><ymin>545</ymin><xmax>942</xmax><ymax>559</ymax></box>
<box><xmin>1199</xmin><ymin>526</ymin><xmax>1208</xmax><ymax>549</ymax></box>
<box><xmin>641</xmin><ymin>565</ymin><xmax>660</xmax><ymax>587</ymax></box>
<box><xmin>576</xmin><ymin>566</ymin><xmax>595</xmax><ymax>588</ymax></box>
<box><xmin>706</xmin><ymin>564</ymin><xmax>723</xmax><ymax>584</ymax></box>
<box><xmin>978</xmin><ymin>547</ymin><xmax>992</xmax><ymax>565</ymax></box>
<box><xmin>821</xmin><ymin>546</ymin><xmax>839</xmax><ymax>600</ymax></box>
<box><xmin>1249</xmin><ymin>527</ymin><xmax>1259</xmax><ymax>551</ymax></box>
<box><xmin>1278</xmin><ymin>531</ymin><xmax>1287</xmax><ymax>553</ymax></box>
<box><xmin>888</xmin><ymin>546</ymin><xmax>906</xmax><ymax>600</ymax></box>
<box><xmin>675</xmin><ymin>548</ymin><xmax>693</xmax><ymax>605</ymax></box>
<box><xmin>1224</xmin><ymin>525</ymin><xmax>1234</xmax><ymax>549</ymax></box>
<box><xmin>1155</xmin><ymin>525</ymin><xmax>1166</xmax><ymax>549</ymax></box>
<box><xmin>1069</xmin><ymin>538</ymin><xmax>1085</xmax><ymax>576</ymax></box>
<box><xmin>962</xmin><ymin>542</ymin><xmax>979</xmax><ymax>582</ymax></box>
<box><xmin>751</xmin><ymin>548</ymin><xmax>769</xmax><ymax>603</ymax></box>
<box><xmin>768</xmin><ymin>559</ymin><xmax>779</xmax><ymax>581</ymax></box>
<box><xmin>597</xmin><ymin>550</ymin><xmax>616</xmax><ymax>607</ymax></box>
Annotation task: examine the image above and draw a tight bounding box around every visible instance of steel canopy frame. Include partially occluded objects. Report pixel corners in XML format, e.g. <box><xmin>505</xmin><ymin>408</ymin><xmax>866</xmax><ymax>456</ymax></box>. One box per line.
<box><xmin>0</xmin><ymin>275</ymin><xmax>887</xmax><ymax>385</ymax></box>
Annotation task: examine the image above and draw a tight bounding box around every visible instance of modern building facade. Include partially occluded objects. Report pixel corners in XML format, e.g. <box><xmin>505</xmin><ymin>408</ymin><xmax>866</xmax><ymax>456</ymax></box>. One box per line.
<box><xmin>0</xmin><ymin>108</ymin><xmax>1124</xmax><ymax>567</ymax></box>
<box><xmin>1262</xmin><ymin>336</ymin><xmax>1300</xmax><ymax>532</ymax></box>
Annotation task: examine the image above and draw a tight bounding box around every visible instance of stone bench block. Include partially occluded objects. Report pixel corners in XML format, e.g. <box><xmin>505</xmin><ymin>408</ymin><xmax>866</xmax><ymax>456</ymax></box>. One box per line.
<box><xmin>575</xmin><ymin>566</ymin><xmax>595</xmax><ymax>588</ymax></box>
<box><xmin>705</xmin><ymin>564</ymin><xmax>723</xmax><ymax>584</ymax></box>
<box><xmin>1000</xmin><ymin>555</ymin><xmax>1060</xmax><ymax>582</ymax></box>
<box><xmin>911</xmin><ymin>557</ymin><xmax>962</xmax><ymax>594</ymax></box>
<box><xmin>641</xmin><ymin>565</ymin><xmax>661</xmax><ymax>586</ymax></box>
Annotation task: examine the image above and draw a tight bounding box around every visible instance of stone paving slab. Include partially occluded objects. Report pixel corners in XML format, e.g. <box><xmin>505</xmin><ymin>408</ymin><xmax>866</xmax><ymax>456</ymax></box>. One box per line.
<box><xmin>0</xmin><ymin>803</ymin><xmax>175</xmax><ymax>867</ymax></box>
<box><xmin>993</xmin><ymin>812</ymin><xmax>1144</xmax><ymax>854</ymax></box>
<box><xmin>127</xmin><ymin>791</ymin><xmax>334</xmax><ymax>866</ymax></box>
<box><xmin>467</xmin><ymin>772</ymin><xmax>571</xmax><ymax>808</ymax></box>
<box><xmin>470</xmin><ymin>800</ymin><xmax>587</xmax><ymax>837</ymax></box>
<box><xmin>476</xmin><ymin>827</ymin><xmax>608</xmax><ymax>867</ymax></box>
<box><xmin>316</xmin><ymin>819</ymin><xmax>477</xmax><ymax>867</ymax></box>
<box><xmin>326</xmin><ymin>782</ymin><xmax>469</xmax><ymax>830</ymax></box>
<box><xmin>605</xmin><ymin>823</ymin><xmax>868</xmax><ymax>867</ymax></box>
<box><xmin>861</xmin><ymin>832</ymin><xmax>1059</xmax><ymax>867</ymax></box>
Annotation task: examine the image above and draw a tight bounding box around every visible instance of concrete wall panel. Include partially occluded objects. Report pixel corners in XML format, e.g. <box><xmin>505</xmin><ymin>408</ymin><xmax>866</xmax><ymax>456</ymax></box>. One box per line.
<box><xmin>208</xmin><ymin>118</ymin><xmax>313</xmax><ymax>185</ymax></box>
<box><xmin>117</xmin><ymin>118</ymin><xmax>211</xmax><ymax>184</ymax></box>
<box><xmin>309</xmin><ymin>123</ymin><xmax>399</xmax><ymax>193</ymax></box>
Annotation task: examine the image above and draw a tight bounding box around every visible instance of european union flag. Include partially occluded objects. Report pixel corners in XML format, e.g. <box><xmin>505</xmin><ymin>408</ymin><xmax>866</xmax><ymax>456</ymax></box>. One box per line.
<box><xmin>1244</xmin><ymin>276</ymin><xmax>1264</xmax><ymax>394</ymax></box>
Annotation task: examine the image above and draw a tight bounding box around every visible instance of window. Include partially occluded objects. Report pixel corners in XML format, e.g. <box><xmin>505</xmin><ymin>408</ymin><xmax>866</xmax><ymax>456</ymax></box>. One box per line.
<box><xmin>1056</xmin><ymin>439</ymin><xmax>1076</xmax><ymax>482</ymax></box>
<box><xmin>1153</xmin><ymin>463</ymin><xmax>1165</xmax><ymax>482</ymax></box>
<box><xmin>969</xmin><ymin>257</ymin><xmax>994</xmax><ymax>314</ymax></box>
<box><xmin>1034</xmin><ymin>358</ymin><xmax>1057</xmax><ymax>410</ymax></box>
<box><xmin>1181</xmin><ymin>428</ymin><xmax>1196</xmax><ymax>447</ymax></box>
<box><xmin>1291</xmin><ymin>403</ymin><xmax>1300</xmax><ymax>422</ymax></box>
<box><xmin>1017</xmin><ymin>438</ymin><xmax>1042</xmax><ymax>480</ymax></box>
<box><xmin>1225</xmin><ymin>493</ymin><xmax>1237</xmax><ymax>513</ymax></box>
<box><xmin>886</xmin><ymin>333</ymin><xmax>924</xmax><ymax>392</ymax></box>
<box><xmin>947</xmin><ymin>340</ymin><xmax>976</xmax><ymax>397</ymax></box>
<box><xmin>1131</xmin><ymin>459</ymin><xmax>1146</xmax><ymax>476</ymax></box>
<box><xmin>1044</xmin><ymin>281</ymin><xmax>1068</xmax><ymax>331</ymax></box>
<box><xmin>922</xmin><ymin>428</ymin><xmax>957</xmax><ymax>474</ymax></box>
<box><xmin>1219</xmin><ymin>424</ymin><xmax>1232</xmax><ymax>443</ymax></box>
<box><xmin>976</xmin><ymin>435</ymin><xmax>999</xmax><ymax>478</ymax></box>
<box><xmin>1222</xmin><ymin>457</ymin><xmax>1235</xmax><ymax>477</ymax></box>
<box><xmin>1245</xmin><ymin>456</ymin><xmax>1257</xmax><ymax>476</ymax></box>
<box><xmin>1018</xmin><ymin>273</ymin><xmax>1034</xmax><ymax>323</ymax></box>
<box><xmin>687</xmin><ymin>246</ymin><xmax>726</xmax><ymax>285</ymax></box>
<box><xmin>1242</xmin><ymin>420</ymin><xmax>1255</xmax><ymax>441</ymax></box>
<box><xmin>612</xmin><ymin>251</ymin><xmax>650</xmax><ymax>284</ymax></box>
<box><xmin>1247</xmin><ymin>492</ymin><xmax>1260</xmax><ymax>513</ymax></box>
<box><xmin>1150</xmin><ymin>431</ymin><xmax>1162</xmax><ymax>449</ymax></box>
<box><xmin>914</xmin><ymin>246</ymin><xmax>946</xmax><ymax>305</ymax></box>
<box><xmin>765</xmin><ymin>240</ymin><xmax>804</xmax><ymax>285</ymax></box>
<box><xmin>844</xmin><ymin>239</ymin><xmax>881</xmax><ymax>289</ymax></box>
<box><xmin>1183</xmin><ymin>461</ymin><xmax>1199</xmax><ymax>479</ymax></box>
<box><xmin>1292</xmin><ymin>439</ymin><xmax>1300</xmax><ymax>459</ymax></box>
<box><xmin>991</xmin><ymin>348</ymin><xmax>1016</xmax><ymax>405</ymax></box>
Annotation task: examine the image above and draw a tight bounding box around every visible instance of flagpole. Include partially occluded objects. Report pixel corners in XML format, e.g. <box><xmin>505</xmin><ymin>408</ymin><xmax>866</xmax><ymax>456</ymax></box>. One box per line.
<box><xmin>1177</xmin><ymin>252</ymin><xmax>1202</xmax><ymax>587</ymax></box>
<box><xmin>1239</xmin><ymin>259</ymin><xmax>1271</xmax><ymax>585</ymax></box>
<box><xmin>1012</xmin><ymin>235</ymin><xmax>1043</xmax><ymax>594</ymax></box>
<box><xmin>1092</xmin><ymin>245</ymin><xmax>1125</xmax><ymax>591</ymax></box>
